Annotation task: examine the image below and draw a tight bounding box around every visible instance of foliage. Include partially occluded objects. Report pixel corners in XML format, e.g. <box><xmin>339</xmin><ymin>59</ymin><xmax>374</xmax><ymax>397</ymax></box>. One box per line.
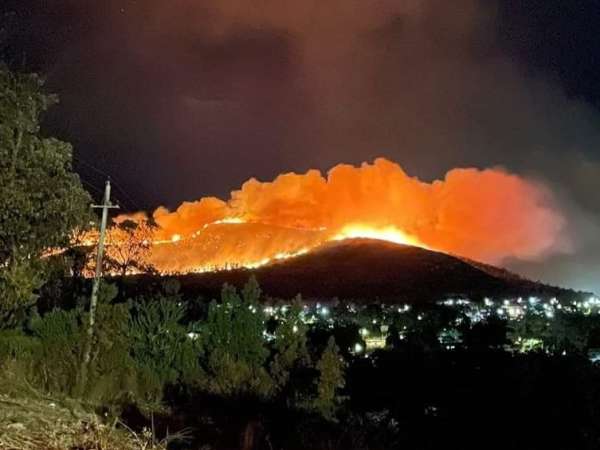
<box><xmin>0</xmin><ymin>65</ymin><xmax>91</xmax><ymax>326</ymax></box>
<box><xmin>128</xmin><ymin>294</ymin><xmax>202</xmax><ymax>403</ymax></box>
<box><xmin>0</xmin><ymin>65</ymin><xmax>91</xmax><ymax>262</ymax></box>
<box><xmin>508</xmin><ymin>310</ymin><xmax>594</xmax><ymax>354</ymax></box>
<box><xmin>269</xmin><ymin>299</ymin><xmax>310</xmax><ymax>390</ymax></box>
<box><xmin>313</xmin><ymin>336</ymin><xmax>346</xmax><ymax>420</ymax></box>
<box><xmin>84</xmin><ymin>301</ymin><xmax>138</xmax><ymax>406</ymax></box>
<box><xmin>0</xmin><ymin>329</ymin><xmax>39</xmax><ymax>362</ymax></box>
<box><xmin>29</xmin><ymin>307</ymin><xmax>83</xmax><ymax>394</ymax></box>
<box><xmin>0</xmin><ymin>255</ymin><xmax>45</xmax><ymax>328</ymax></box>
<box><xmin>103</xmin><ymin>218</ymin><xmax>156</xmax><ymax>276</ymax></box>
<box><xmin>200</xmin><ymin>277</ymin><xmax>273</xmax><ymax>397</ymax></box>
<box><xmin>462</xmin><ymin>316</ymin><xmax>508</xmax><ymax>351</ymax></box>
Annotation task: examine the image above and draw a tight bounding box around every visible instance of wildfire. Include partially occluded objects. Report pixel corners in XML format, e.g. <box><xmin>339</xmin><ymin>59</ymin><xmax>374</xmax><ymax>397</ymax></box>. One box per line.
<box><xmin>65</xmin><ymin>158</ymin><xmax>567</xmax><ymax>276</ymax></box>
<box><xmin>333</xmin><ymin>224</ymin><xmax>426</xmax><ymax>248</ymax></box>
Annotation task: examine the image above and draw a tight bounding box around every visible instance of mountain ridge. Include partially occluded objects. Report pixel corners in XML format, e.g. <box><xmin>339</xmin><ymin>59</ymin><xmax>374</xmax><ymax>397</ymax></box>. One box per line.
<box><xmin>123</xmin><ymin>238</ymin><xmax>591</xmax><ymax>303</ymax></box>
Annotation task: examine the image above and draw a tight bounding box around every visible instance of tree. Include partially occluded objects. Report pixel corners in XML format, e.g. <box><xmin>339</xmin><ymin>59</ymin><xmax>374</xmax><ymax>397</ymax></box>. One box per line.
<box><xmin>269</xmin><ymin>297</ymin><xmax>310</xmax><ymax>390</ymax></box>
<box><xmin>313</xmin><ymin>336</ymin><xmax>346</xmax><ymax>419</ymax></box>
<box><xmin>462</xmin><ymin>316</ymin><xmax>509</xmax><ymax>351</ymax></box>
<box><xmin>128</xmin><ymin>293</ymin><xmax>201</xmax><ymax>404</ymax></box>
<box><xmin>200</xmin><ymin>277</ymin><xmax>273</xmax><ymax>397</ymax></box>
<box><xmin>103</xmin><ymin>218</ymin><xmax>156</xmax><ymax>276</ymax></box>
<box><xmin>0</xmin><ymin>257</ymin><xmax>45</xmax><ymax>327</ymax></box>
<box><xmin>0</xmin><ymin>65</ymin><xmax>91</xmax><ymax>324</ymax></box>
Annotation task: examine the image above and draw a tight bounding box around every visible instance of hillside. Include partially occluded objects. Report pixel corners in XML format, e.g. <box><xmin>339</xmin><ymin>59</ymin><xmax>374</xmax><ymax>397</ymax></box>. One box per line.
<box><xmin>123</xmin><ymin>239</ymin><xmax>587</xmax><ymax>304</ymax></box>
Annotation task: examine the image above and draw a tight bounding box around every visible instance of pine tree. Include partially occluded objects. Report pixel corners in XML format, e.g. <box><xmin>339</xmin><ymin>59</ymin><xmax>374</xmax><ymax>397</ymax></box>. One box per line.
<box><xmin>313</xmin><ymin>336</ymin><xmax>346</xmax><ymax>419</ymax></box>
<box><xmin>201</xmin><ymin>277</ymin><xmax>273</xmax><ymax>396</ymax></box>
<box><xmin>270</xmin><ymin>297</ymin><xmax>310</xmax><ymax>389</ymax></box>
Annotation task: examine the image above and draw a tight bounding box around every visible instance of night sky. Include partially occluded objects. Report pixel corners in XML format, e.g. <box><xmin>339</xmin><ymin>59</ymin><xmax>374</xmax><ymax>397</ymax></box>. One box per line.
<box><xmin>1</xmin><ymin>0</ymin><xmax>599</xmax><ymax>293</ymax></box>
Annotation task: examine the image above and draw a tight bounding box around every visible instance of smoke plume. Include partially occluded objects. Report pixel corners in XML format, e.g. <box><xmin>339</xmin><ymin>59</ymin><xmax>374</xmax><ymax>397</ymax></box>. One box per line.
<box><xmin>144</xmin><ymin>158</ymin><xmax>568</xmax><ymax>273</ymax></box>
<box><xmin>10</xmin><ymin>0</ymin><xmax>598</xmax><ymax>289</ymax></box>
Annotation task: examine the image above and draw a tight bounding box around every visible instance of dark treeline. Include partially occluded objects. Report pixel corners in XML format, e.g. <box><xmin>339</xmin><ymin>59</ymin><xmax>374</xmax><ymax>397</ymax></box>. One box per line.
<box><xmin>3</xmin><ymin>269</ymin><xmax>600</xmax><ymax>450</ymax></box>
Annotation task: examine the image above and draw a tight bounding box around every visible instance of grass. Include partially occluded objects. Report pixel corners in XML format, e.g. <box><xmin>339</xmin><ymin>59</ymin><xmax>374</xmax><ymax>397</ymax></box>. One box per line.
<box><xmin>0</xmin><ymin>363</ymin><xmax>181</xmax><ymax>450</ymax></box>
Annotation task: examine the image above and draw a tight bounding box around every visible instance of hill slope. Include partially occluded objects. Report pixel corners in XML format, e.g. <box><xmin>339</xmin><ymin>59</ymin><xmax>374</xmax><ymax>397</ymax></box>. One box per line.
<box><xmin>132</xmin><ymin>239</ymin><xmax>587</xmax><ymax>303</ymax></box>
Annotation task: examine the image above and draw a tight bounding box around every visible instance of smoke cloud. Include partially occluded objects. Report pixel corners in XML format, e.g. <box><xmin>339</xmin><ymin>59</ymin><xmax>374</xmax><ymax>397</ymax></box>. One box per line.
<box><xmin>9</xmin><ymin>0</ymin><xmax>598</xmax><ymax>290</ymax></box>
<box><xmin>148</xmin><ymin>158</ymin><xmax>568</xmax><ymax>271</ymax></box>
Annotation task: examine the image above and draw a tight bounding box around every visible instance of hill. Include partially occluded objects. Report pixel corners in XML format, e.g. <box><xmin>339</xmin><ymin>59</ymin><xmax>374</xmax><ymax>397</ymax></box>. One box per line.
<box><xmin>123</xmin><ymin>239</ymin><xmax>588</xmax><ymax>304</ymax></box>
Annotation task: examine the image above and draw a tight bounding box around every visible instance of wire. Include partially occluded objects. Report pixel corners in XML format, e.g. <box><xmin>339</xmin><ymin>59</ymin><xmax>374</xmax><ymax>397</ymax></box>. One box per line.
<box><xmin>73</xmin><ymin>155</ymin><xmax>144</xmax><ymax>211</ymax></box>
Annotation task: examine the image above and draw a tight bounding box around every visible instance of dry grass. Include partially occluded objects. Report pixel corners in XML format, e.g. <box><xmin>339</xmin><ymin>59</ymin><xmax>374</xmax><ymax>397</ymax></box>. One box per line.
<box><xmin>0</xmin><ymin>364</ymin><xmax>178</xmax><ymax>450</ymax></box>
<box><xmin>0</xmin><ymin>394</ymin><xmax>172</xmax><ymax>450</ymax></box>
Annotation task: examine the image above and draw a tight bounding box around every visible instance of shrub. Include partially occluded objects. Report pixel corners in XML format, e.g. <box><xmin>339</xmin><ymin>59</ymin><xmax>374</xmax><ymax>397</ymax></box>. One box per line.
<box><xmin>29</xmin><ymin>307</ymin><xmax>83</xmax><ymax>395</ymax></box>
<box><xmin>128</xmin><ymin>296</ymin><xmax>202</xmax><ymax>403</ymax></box>
<box><xmin>199</xmin><ymin>278</ymin><xmax>274</xmax><ymax>397</ymax></box>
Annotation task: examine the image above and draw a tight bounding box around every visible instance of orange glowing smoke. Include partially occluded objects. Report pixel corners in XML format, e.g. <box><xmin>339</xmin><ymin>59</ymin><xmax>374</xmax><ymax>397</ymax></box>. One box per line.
<box><xmin>117</xmin><ymin>158</ymin><xmax>568</xmax><ymax>274</ymax></box>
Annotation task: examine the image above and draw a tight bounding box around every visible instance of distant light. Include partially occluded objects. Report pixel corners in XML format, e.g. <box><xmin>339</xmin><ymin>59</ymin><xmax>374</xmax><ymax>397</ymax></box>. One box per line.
<box><xmin>354</xmin><ymin>343</ymin><xmax>364</xmax><ymax>354</ymax></box>
<box><xmin>320</xmin><ymin>306</ymin><xmax>330</xmax><ymax>316</ymax></box>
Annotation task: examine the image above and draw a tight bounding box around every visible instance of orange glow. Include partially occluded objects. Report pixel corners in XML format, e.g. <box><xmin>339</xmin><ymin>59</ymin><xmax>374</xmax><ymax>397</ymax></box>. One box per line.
<box><xmin>333</xmin><ymin>224</ymin><xmax>426</xmax><ymax>248</ymax></box>
<box><xmin>67</xmin><ymin>158</ymin><xmax>568</xmax><ymax>275</ymax></box>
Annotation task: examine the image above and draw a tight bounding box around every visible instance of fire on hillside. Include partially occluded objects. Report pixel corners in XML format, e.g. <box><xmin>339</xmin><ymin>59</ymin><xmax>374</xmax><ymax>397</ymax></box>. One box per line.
<box><xmin>71</xmin><ymin>158</ymin><xmax>568</xmax><ymax>275</ymax></box>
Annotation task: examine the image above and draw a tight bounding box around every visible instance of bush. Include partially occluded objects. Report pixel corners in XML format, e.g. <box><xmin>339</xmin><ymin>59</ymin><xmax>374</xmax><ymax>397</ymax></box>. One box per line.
<box><xmin>128</xmin><ymin>295</ymin><xmax>202</xmax><ymax>404</ymax></box>
<box><xmin>199</xmin><ymin>279</ymin><xmax>274</xmax><ymax>397</ymax></box>
<box><xmin>29</xmin><ymin>308</ymin><xmax>83</xmax><ymax>395</ymax></box>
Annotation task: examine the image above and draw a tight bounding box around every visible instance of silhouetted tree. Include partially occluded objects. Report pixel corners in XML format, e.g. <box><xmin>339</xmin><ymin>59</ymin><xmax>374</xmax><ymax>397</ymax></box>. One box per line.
<box><xmin>313</xmin><ymin>336</ymin><xmax>346</xmax><ymax>419</ymax></box>
<box><xmin>103</xmin><ymin>218</ymin><xmax>156</xmax><ymax>276</ymax></box>
<box><xmin>200</xmin><ymin>277</ymin><xmax>273</xmax><ymax>397</ymax></box>
<box><xmin>0</xmin><ymin>65</ymin><xmax>91</xmax><ymax>326</ymax></box>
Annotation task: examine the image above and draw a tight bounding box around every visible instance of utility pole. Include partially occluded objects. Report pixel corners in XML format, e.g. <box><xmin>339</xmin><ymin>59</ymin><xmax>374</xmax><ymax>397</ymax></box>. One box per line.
<box><xmin>79</xmin><ymin>179</ymin><xmax>119</xmax><ymax>391</ymax></box>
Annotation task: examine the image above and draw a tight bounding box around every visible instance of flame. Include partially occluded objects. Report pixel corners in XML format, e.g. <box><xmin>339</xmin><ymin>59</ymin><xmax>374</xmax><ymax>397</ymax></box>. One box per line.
<box><xmin>333</xmin><ymin>224</ymin><xmax>426</xmax><ymax>248</ymax></box>
<box><xmin>65</xmin><ymin>158</ymin><xmax>567</xmax><ymax>276</ymax></box>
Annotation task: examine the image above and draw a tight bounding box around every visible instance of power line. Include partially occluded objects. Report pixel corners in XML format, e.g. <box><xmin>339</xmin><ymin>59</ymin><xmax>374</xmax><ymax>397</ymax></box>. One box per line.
<box><xmin>80</xmin><ymin>175</ymin><xmax>132</xmax><ymax>210</ymax></box>
<box><xmin>73</xmin><ymin>155</ymin><xmax>144</xmax><ymax>211</ymax></box>
<box><xmin>111</xmin><ymin>178</ymin><xmax>143</xmax><ymax>211</ymax></box>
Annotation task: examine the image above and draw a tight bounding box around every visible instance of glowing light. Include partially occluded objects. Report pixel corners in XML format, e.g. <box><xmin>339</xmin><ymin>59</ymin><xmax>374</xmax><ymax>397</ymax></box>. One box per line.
<box><xmin>333</xmin><ymin>224</ymin><xmax>426</xmax><ymax>248</ymax></box>
<box><xmin>212</xmin><ymin>217</ymin><xmax>245</xmax><ymax>225</ymax></box>
<box><xmin>171</xmin><ymin>234</ymin><xmax>181</xmax><ymax>243</ymax></box>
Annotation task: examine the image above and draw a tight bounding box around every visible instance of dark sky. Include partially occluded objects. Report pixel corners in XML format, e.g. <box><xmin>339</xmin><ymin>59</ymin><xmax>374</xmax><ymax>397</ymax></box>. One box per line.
<box><xmin>2</xmin><ymin>0</ymin><xmax>599</xmax><ymax>293</ymax></box>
